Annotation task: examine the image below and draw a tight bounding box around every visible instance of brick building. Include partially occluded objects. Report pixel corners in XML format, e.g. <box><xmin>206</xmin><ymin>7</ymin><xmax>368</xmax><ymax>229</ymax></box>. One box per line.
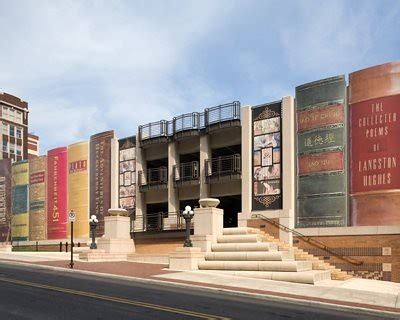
<box><xmin>27</xmin><ymin>133</ymin><xmax>39</xmax><ymax>159</ymax></box>
<box><xmin>0</xmin><ymin>92</ymin><xmax>29</xmax><ymax>161</ymax></box>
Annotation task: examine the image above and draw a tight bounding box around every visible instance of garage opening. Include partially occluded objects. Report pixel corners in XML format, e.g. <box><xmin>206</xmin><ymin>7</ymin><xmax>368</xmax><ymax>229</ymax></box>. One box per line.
<box><xmin>217</xmin><ymin>195</ymin><xmax>241</xmax><ymax>228</ymax></box>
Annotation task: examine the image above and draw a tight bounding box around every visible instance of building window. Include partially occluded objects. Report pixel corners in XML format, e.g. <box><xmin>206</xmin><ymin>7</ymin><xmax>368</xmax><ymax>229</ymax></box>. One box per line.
<box><xmin>16</xmin><ymin>127</ymin><xmax>22</xmax><ymax>139</ymax></box>
<box><xmin>16</xmin><ymin>111</ymin><xmax>22</xmax><ymax>123</ymax></box>
<box><xmin>16</xmin><ymin>144</ymin><xmax>22</xmax><ymax>156</ymax></box>
<box><xmin>2</xmin><ymin>122</ymin><xmax>7</xmax><ymax>135</ymax></box>
<box><xmin>9</xmin><ymin>125</ymin><xmax>14</xmax><ymax>137</ymax></box>
<box><xmin>9</xmin><ymin>143</ymin><xmax>14</xmax><ymax>154</ymax></box>
<box><xmin>2</xmin><ymin>140</ymin><xmax>7</xmax><ymax>153</ymax></box>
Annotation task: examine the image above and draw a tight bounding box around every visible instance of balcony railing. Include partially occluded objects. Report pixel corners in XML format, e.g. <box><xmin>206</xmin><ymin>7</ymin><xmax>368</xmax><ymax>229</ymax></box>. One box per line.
<box><xmin>173</xmin><ymin>161</ymin><xmax>199</xmax><ymax>187</ymax></box>
<box><xmin>204</xmin><ymin>101</ymin><xmax>241</xmax><ymax>126</ymax></box>
<box><xmin>138</xmin><ymin>101</ymin><xmax>241</xmax><ymax>144</ymax></box>
<box><xmin>205</xmin><ymin>154</ymin><xmax>241</xmax><ymax>183</ymax></box>
<box><xmin>173</xmin><ymin>112</ymin><xmax>200</xmax><ymax>133</ymax></box>
<box><xmin>138</xmin><ymin>120</ymin><xmax>170</xmax><ymax>142</ymax></box>
<box><xmin>138</xmin><ymin>167</ymin><xmax>168</xmax><ymax>191</ymax></box>
<box><xmin>133</xmin><ymin>211</ymin><xmax>193</xmax><ymax>232</ymax></box>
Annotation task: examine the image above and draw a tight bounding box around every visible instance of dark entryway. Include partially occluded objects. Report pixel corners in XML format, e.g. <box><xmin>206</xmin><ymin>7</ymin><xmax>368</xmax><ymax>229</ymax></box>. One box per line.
<box><xmin>146</xmin><ymin>202</ymin><xmax>168</xmax><ymax>231</ymax></box>
<box><xmin>217</xmin><ymin>195</ymin><xmax>241</xmax><ymax>228</ymax></box>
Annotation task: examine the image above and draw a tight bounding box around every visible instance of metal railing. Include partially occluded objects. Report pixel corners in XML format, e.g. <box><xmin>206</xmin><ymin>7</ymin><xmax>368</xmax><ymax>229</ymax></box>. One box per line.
<box><xmin>173</xmin><ymin>161</ymin><xmax>199</xmax><ymax>185</ymax></box>
<box><xmin>138</xmin><ymin>101</ymin><xmax>241</xmax><ymax>143</ymax></box>
<box><xmin>205</xmin><ymin>154</ymin><xmax>241</xmax><ymax>180</ymax></box>
<box><xmin>134</xmin><ymin>211</ymin><xmax>192</xmax><ymax>232</ymax></box>
<box><xmin>138</xmin><ymin>167</ymin><xmax>168</xmax><ymax>187</ymax></box>
<box><xmin>251</xmin><ymin>213</ymin><xmax>362</xmax><ymax>266</ymax></box>
<box><xmin>139</xmin><ymin>120</ymin><xmax>169</xmax><ymax>141</ymax></box>
<box><xmin>173</xmin><ymin>112</ymin><xmax>200</xmax><ymax>133</ymax></box>
<box><xmin>205</xmin><ymin>101</ymin><xmax>240</xmax><ymax>126</ymax></box>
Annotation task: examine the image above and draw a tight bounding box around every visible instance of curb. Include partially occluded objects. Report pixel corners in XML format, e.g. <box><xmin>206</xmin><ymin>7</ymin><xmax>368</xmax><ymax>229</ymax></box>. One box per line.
<box><xmin>0</xmin><ymin>259</ymin><xmax>399</xmax><ymax>317</ymax></box>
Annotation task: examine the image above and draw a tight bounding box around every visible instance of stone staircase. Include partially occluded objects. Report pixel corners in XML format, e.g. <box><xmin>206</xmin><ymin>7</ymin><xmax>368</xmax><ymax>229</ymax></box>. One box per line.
<box><xmin>197</xmin><ymin>227</ymin><xmax>351</xmax><ymax>284</ymax></box>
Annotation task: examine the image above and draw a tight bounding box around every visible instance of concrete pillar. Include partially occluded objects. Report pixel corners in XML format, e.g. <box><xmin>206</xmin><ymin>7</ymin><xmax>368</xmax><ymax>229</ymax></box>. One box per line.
<box><xmin>280</xmin><ymin>96</ymin><xmax>296</xmax><ymax>244</ymax></box>
<box><xmin>168</xmin><ymin>141</ymin><xmax>179</xmax><ymax>214</ymax></box>
<box><xmin>199</xmin><ymin>135</ymin><xmax>211</xmax><ymax>199</ymax></box>
<box><xmin>239</xmin><ymin>106</ymin><xmax>252</xmax><ymax>226</ymax></box>
<box><xmin>135</xmin><ymin>136</ymin><xmax>146</xmax><ymax>231</ymax></box>
<box><xmin>96</xmin><ymin>209</ymin><xmax>136</xmax><ymax>254</ymax></box>
<box><xmin>192</xmin><ymin>200</ymin><xmax>224</xmax><ymax>252</ymax></box>
<box><xmin>110</xmin><ymin>136</ymin><xmax>119</xmax><ymax>209</ymax></box>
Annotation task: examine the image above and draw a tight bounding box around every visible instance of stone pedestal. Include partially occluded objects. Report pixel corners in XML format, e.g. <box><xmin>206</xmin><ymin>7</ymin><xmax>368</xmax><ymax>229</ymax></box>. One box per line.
<box><xmin>194</xmin><ymin>207</ymin><xmax>223</xmax><ymax>242</ymax></box>
<box><xmin>80</xmin><ymin>208</ymin><xmax>135</xmax><ymax>261</ymax></box>
<box><xmin>97</xmin><ymin>212</ymin><xmax>135</xmax><ymax>254</ymax></box>
<box><xmin>0</xmin><ymin>244</ymin><xmax>12</xmax><ymax>252</ymax></box>
<box><xmin>169</xmin><ymin>247</ymin><xmax>205</xmax><ymax>271</ymax></box>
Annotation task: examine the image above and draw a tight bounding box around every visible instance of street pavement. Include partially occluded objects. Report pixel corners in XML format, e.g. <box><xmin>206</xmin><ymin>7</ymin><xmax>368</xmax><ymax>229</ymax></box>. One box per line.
<box><xmin>0</xmin><ymin>262</ymin><xmax>397</xmax><ymax>320</ymax></box>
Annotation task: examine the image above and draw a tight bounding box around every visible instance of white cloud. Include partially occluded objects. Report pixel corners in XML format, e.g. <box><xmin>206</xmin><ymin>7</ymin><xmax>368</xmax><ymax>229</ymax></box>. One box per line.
<box><xmin>276</xmin><ymin>1</ymin><xmax>400</xmax><ymax>77</ymax></box>
<box><xmin>0</xmin><ymin>0</ymin><xmax>234</xmax><ymax>152</ymax></box>
<box><xmin>1</xmin><ymin>0</ymin><xmax>398</xmax><ymax>153</ymax></box>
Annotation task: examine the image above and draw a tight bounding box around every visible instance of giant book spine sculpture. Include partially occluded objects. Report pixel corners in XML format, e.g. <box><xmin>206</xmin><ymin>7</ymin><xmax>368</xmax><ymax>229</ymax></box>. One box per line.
<box><xmin>295</xmin><ymin>76</ymin><xmax>348</xmax><ymax>228</ymax></box>
<box><xmin>349</xmin><ymin>61</ymin><xmax>400</xmax><ymax>226</ymax></box>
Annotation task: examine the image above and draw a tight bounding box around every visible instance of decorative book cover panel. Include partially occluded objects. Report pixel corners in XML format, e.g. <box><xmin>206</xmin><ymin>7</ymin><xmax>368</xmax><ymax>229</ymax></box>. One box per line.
<box><xmin>47</xmin><ymin>148</ymin><xmax>68</xmax><ymax>240</ymax></box>
<box><xmin>29</xmin><ymin>156</ymin><xmax>47</xmax><ymax>241</ymax></box>
<box><xmin>90</xmin><ymin>131</ymin><xmax>114</xmax><ymax>237</ymax></box>
<box><xmin>252</xmin><ymin>101</ymin><xmax>283</xmax><ymax>211</ymax></box>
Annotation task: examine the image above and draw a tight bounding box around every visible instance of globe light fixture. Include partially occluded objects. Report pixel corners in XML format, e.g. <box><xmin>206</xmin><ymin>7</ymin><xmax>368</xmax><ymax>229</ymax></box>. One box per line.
<box><xmin>182</xmin><ymin>205</ymin><xmax>194</xmax><ymax>247</ymax></box>
<box><xmin>89</xmin><ymin>214</ymin><xmax>98</xmax><ymax>249</ymax></box>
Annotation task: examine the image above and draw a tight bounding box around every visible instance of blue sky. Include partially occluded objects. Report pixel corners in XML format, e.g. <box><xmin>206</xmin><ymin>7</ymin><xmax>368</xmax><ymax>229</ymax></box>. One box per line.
<box><xmin>1</xmin><ymin>0</ymin><xmax>399</xmax><ymax>153</ymax></box>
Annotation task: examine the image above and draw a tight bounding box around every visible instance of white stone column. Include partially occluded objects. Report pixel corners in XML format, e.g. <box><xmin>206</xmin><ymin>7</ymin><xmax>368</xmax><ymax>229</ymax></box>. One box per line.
<box><xmin>168</xmin><ymin>141</ymin><xmax>179</xmax><ymax>215</ymax></box>
<box><xmin>199</xmin><ymin>135</ymin><xmax>211</xmax><ymax>199</ymax></box>
<box><xmin>280</xmin><ymin>96</ymin><xmax>295</xmax><ymax>245</ymax></box>
<box><xmin>135</xmin><ymin>136</ymin><xmax>146</xmax><ymax>231</ymax></box>
<box><xmin>238</xmin><ymin>105</ymin><xmax>253</xmax><ymax>227</ymax></box>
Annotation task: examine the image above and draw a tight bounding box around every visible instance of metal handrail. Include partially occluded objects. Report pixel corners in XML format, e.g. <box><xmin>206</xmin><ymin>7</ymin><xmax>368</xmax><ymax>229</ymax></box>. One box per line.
<box><xmin>205</xmin><ymin>154</ymin><xmax>241</xmax><ymax>177</ymax></box>
<box><xmin>251</xmin><ymin>213</ymin><xmax>363</xmax><ymax>266</ymax></box>
<box><xmin>173</xmin><ymin>161</ymin><xmax>199</xmax><ymax>181</ymax></box>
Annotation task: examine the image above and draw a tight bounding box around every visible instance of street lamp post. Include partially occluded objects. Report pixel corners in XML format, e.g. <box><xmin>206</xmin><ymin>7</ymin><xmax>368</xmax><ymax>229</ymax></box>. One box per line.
<box><xmin>89</xmin><ymin>215</ymin><xmax>99</xmax><ymax>249</ymax></box>
<box><xmin>182</xmin><ymin>206</ymin><xmax>194</xmax><ymax>247</ymax></box>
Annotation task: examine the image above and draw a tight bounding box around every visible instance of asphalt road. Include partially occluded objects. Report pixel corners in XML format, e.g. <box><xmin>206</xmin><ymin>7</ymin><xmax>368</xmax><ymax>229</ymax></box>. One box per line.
<box><xmin>0</xmin><ymin>263</ymin><xmax>397</xmax><ymax>320</ymax></box>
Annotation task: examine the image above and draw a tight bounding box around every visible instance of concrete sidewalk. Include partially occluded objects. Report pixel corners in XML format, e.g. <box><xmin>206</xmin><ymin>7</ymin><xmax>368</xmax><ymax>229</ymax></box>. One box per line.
<box><xmin>1</xmin><ymin>252</ymin><xmax>399</xmax><ymax>315</ymax></box>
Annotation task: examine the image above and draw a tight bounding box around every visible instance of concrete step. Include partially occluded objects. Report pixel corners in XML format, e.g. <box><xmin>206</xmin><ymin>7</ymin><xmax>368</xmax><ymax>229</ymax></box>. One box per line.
<box><xmin>200</xmin><ymin>270</ymin><xmax>332</xmax><ymax>285</ymax></box>
<box><xmin>222</xmin><ymin>227</ymin><xmax>261</xmax><ymax>235</ymax></box>
<box><xmin>198</xmin><ymin>260</ymin><xmax>313</xmax><ymax>272</ymax></box>
<box><xmin>217</xmin><ymin>234</ymin><xmax>262</xmax><ymax>243</ymax></box>
<box><xmin>211</xmin><ymin>242</ymin><xmax>278</xmax><ymax>252</ymax></box>
<box><xmin>205</xmin><ymin>251</ymin><xmax>293</xmax><ymax>261</ymax></box>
